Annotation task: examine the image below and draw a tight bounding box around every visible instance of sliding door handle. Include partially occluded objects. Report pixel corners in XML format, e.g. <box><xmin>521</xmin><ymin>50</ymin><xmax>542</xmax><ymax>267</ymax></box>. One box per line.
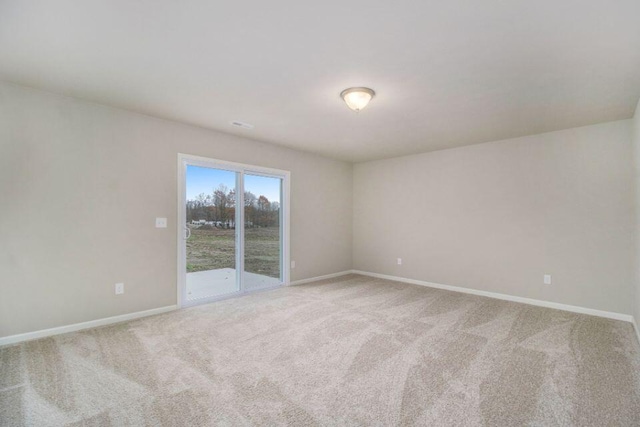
<box><xmin>184</xmin><ymin>227</ymin><xmax>191</xmax><ymax>240</ymax></box>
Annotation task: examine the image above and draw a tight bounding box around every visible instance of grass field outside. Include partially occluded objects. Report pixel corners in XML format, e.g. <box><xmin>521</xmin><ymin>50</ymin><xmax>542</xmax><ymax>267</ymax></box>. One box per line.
<box><xmin>186</xmin><ymin>225</ymin><xmax>280</xmax><ymax>278</ymax></box>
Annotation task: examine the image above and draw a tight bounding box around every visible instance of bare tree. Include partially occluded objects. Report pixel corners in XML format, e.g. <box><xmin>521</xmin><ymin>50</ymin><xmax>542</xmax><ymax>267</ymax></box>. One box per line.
<box><xmin>256</xmin><ymin>195</ymin><xmax>271</xmax><ymax>227</ymax></box>
<box><xmin>213</xmin><ymin>184</ymin><xmax>229</xmax><ymax>225</ymax></box>
<box><xmin>244</xmin><ymin>191</ymin><xmax>257</xmax><ymax>227</ymax></box>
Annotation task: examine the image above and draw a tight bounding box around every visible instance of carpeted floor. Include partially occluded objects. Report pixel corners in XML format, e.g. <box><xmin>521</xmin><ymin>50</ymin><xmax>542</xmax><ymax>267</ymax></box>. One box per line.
<box><xmin>1</xmin><ymin>274</ymin><xmax>640</xmax><ymax>426</ymax></box>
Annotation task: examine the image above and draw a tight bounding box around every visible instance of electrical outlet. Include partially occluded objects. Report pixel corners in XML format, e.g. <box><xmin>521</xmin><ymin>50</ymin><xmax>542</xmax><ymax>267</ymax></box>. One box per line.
<box><xmin>155</xmin><ymin>217</ymin><xmax>167</xmax><ymax>228</ymax></box>
<box><xmin>397</xmin><ymin>258</ymin><xmax>402</xmax><ymax>265</ymax></box>
<box><xmin>291</xmin><ymin>260</ymin><xmax>296</xmax><ymax>269</ymax></box>
<box><xmin>543</xmin><ymin>274</ymin><xmax>552</xmax><ymax>285</ymax></box>
<box><xmin>115</xmin><ymin>283</ymin><xmax>124</xmax><ymax>295</ymax></box>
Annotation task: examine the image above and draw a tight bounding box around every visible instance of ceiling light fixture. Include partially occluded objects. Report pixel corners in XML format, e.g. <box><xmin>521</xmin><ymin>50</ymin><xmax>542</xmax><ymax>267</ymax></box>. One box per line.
<box><xmin>340</xmin><ymin>87</ymin><xmax>375</xmax><ymax>112</ymax></box>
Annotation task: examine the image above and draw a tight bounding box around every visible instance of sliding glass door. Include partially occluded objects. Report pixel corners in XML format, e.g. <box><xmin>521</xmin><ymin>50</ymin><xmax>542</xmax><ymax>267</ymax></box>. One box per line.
<box><xmin>178</xmin><ymin>155</ymin><xmax>289</xmax><ymax>307</ymax></box>
<box><xmin>183</xmin><ymin>165</ymin><xmax>240</xmax><ymax>301</ymax></box>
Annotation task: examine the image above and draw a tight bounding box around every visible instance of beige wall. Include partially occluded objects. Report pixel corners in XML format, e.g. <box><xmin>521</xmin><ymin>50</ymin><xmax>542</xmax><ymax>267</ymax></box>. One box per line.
<box><xmin>354</xmin><ymin>120</ymin><xmax>635</xmax><ymax>315</ymax></box>
<box><xmin>633</xmin><ymin>99</ymin><xmax>640</xmax><ymax>323</ymax></box>
<box><xmin>0</xmin><ymin>83</ymin><xmax>353</xmax><ymax>338</ymax></box>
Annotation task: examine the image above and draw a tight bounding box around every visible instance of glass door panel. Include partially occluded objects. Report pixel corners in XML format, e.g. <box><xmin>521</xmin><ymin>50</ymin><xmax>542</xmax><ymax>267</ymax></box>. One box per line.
<box><xmin>243</xmin><ymin>174</ymin><xmax>283</xmax><ymax>290</ymax></box>
<box><xmin>185</xmin><ymin>165</ymin><xmax>239</xmax><ymax>301</ymax></box>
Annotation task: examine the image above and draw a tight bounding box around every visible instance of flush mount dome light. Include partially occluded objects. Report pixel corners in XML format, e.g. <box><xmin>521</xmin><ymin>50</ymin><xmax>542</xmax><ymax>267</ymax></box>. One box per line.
<box><xmin>340</xmin><ymin>87</ymin><xmax>375</xmax><ymax>112</ymax></box>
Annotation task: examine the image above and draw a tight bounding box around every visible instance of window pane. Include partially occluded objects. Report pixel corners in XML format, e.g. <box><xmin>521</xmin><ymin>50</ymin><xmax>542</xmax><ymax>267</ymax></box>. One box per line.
<box><xmin>185</xmin><ymin>165</ymin><xmax>239</xmax><ymax>300</ymax></box>
<box><xmin>244</xmin><ymin>174</ymin><xmax>282</xmax><ymax>290</ymax></box>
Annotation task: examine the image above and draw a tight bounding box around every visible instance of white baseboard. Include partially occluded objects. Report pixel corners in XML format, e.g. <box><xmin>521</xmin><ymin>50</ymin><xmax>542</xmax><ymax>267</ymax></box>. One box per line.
<box><xmin>352</xmin><ymin>270</ymin><xmax>634</xmax><ymax>323</ymax></box>
<box><xmin>288</xmin><ymin>270</ymin><xmax>353</xmax><ymax>286</ymax></box>
<box><xmin>2</xmin><ymin>272</ymin><xmax>636</xmax><ymax>347</ymax></box>
<box><xmin>0</xmin><ymin>305</ymin><xmax>178</xmax><ymax>347</ymax></box>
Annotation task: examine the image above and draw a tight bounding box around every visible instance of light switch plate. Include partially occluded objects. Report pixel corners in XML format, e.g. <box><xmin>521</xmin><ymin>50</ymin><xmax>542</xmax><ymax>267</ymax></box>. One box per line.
<box><xmin>155</xmin><ymin>217</ymin><xmax>167</xmax><ymax>228</ymax></box>
<box><xmin>544</xmin><ymin>274</ymin><xmax>552</xmax><ymax>285</ymax></box>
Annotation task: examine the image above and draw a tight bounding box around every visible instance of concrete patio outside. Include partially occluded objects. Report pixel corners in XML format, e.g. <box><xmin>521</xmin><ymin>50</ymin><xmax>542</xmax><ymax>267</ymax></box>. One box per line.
<box><xmin>186</xmin><ymin>268</ymin><xmax>281</xmax><ymax>300</ymax></box>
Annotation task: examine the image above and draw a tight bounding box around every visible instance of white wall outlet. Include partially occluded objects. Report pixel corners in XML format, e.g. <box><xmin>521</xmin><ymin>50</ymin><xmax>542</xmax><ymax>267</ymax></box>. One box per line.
<box><xmin>544</xmin><ymin>274</ymin><xmax>552</xmax><ymax>285</ymax></box>
<box><xmin>155</xmin><ymin>217</ymin><xmax>167</xmax><ymax>228</ymax></box>
<box><xmin>397</xmin><ymin>258</ymin><xmax>402</xmax><ymax>265</ymax></box>
<box><xmin>115</xmin><ymin>282</ymin><xmax>124</xmax><ymax>295</ymax></box>
<box><xmin>291</xmin><ymin>260</ymin><xmax>296</xmax><ymax>269</ymax></box>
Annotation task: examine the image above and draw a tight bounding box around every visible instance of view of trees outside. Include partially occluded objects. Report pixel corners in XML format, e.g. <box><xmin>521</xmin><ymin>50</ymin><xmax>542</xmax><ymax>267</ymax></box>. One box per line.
<box><xmin>186</xmin><ymin>183</ymin><xmax>281</xmax><ymax>279</ymax></box>
<box><xmin>186</xmin><ymin>184</ymin><xmax>280</xmax><ymax>229</ymax></box>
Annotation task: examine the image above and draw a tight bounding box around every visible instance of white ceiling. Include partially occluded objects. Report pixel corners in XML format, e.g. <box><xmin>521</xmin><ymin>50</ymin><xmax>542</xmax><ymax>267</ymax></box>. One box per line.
<box><xmin>1</xmin><ymin>1</ymin><xmax>640</xmax><ymax>162</ymax></box>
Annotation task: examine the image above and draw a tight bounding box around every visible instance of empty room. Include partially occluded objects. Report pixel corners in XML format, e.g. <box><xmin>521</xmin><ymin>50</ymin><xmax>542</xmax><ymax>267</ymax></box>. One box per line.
<box><xmin>1</xmin><ymin>1</ymin><xmax>640</xmax><ymax>426</ymax></box>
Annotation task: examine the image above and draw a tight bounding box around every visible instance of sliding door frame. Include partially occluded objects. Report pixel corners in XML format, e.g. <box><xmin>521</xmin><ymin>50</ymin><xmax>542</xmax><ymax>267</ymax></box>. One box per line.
<box><xmin>177</xmin><ymin>153</ymin><xmax>290</xmax><ymax>308</ymax></box>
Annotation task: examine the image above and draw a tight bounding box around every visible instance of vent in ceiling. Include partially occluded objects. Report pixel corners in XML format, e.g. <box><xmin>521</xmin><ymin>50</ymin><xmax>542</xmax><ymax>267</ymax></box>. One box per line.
<box><xmin>231</xmin><ymin>121</ymin><xmax>254</xmax><ymax>130</ymax></box>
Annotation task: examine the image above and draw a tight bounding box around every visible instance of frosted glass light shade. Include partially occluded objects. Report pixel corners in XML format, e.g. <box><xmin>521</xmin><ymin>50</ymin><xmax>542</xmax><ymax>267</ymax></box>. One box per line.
<box><xmin>340</xmin><ymin>87</ymin><xmax>375</xmax><ymax>112</ymax></box>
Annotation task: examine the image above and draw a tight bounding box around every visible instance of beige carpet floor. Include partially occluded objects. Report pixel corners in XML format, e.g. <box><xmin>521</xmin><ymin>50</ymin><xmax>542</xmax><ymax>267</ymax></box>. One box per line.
<box><xmin>1</xmin><ymin>274</ymin><xmax>640</xmax><ymax>426</ymax></box>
